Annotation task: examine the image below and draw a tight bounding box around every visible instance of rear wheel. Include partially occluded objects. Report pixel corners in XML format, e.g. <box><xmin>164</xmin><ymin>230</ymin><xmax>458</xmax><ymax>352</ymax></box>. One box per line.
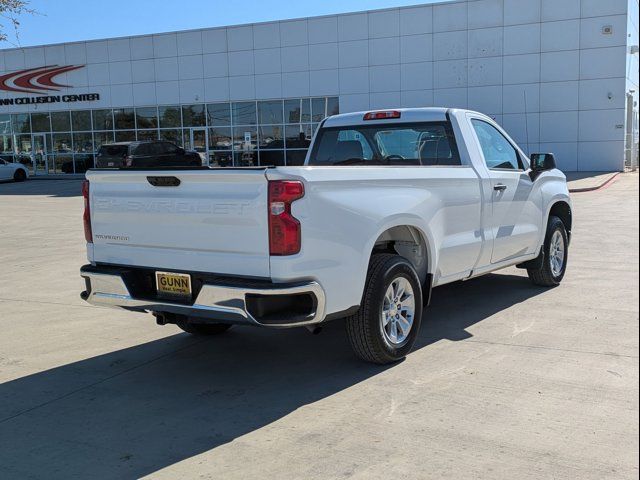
<box><xmin>528</xmin><ymin>215</ymin><xmax>568</xmax><ymax>287</ymax></box>
<box><xmin>176</xmin><ymin>319</ymin><xmax>232</xmax><ymax>336</ymax></box>
<box><xmin>13</xmin><ymin>169</ymin><xmax>26</xmax><ymax>182</ymax></box>
<box><xmin>346</xmin><ymin>253</ymin><xmax>423</xmax><ymax>364</ymax></box>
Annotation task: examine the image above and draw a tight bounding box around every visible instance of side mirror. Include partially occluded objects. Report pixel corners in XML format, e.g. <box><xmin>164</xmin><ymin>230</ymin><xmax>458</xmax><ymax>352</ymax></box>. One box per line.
<box><xmin>531</xmin><ymin>153</ymin><xmax>556</xmax><ymax>171</ymax></box>
<box><xmin>530</xmin><ymin>153</ymin><xmax>556</xmax><ymax>179</ymax></box>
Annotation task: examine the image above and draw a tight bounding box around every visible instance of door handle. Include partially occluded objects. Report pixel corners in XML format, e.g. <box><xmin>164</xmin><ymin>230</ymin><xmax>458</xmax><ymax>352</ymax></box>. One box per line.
<box><xmin>493</xmin><ymin>184</ymin><xmax>507</xmax><ymax>191</ymax></box>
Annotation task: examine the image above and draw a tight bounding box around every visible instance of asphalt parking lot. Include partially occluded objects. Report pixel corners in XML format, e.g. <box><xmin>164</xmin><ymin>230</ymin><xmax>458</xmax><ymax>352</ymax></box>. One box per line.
<box><xmin>0</xmin><ymin>175</ymin><xmax>638</xmax><ymax>480</ymax></box>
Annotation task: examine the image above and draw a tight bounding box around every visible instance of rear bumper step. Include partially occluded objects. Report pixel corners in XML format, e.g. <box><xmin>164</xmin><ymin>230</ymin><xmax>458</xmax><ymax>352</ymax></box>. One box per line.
<box><xmin>80</xmin><ymin>265</ymin><xmax>326</xmax><ymax>327</ymax></box>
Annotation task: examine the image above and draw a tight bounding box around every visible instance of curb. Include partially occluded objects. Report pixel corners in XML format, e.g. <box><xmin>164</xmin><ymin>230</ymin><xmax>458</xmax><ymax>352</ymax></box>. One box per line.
<box><xmin>568</xmin><ymin>172</ymin><xmax>620</xmax><ymax>193</ymax></box>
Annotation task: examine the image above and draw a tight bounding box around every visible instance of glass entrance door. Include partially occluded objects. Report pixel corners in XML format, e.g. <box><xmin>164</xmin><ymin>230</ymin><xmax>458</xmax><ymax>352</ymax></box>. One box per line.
<box><xmin>188</xmin><ymin>128</ymin><xmax>209</xmax><ymax>166</ymax></box>
<box><xmin>32</xmin><ymin>134</ymin><xmax>48</xmax><ymax>175</ymax></box>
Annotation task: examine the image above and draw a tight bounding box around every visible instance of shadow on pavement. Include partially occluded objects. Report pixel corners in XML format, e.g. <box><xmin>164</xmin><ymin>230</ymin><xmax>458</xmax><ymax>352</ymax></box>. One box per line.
<box><xmin>0</xmin><ymin>179</ymin><xmax>82</xmax><ymax>197</ymax></box>
<box><xmin>418</xmin><ymin>272</ymin><xmax>545</xmax><ymax>345</ymax></box>
<box><xmin>0</xmin><ymin>272</ymin><xmax>545</xmax><ymax>479</ymax></box>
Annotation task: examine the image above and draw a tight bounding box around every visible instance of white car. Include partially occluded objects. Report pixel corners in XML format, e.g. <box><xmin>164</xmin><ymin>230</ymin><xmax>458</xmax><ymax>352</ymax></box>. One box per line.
<box><xmin>80</xmin><ymin>108</ymin><xmax>572</xmax><ymax>364</ymax></box>
<box><xmin>0</xmin><ymin>159</ymin><xmax>28</xmax><ymax>182</ymax></box>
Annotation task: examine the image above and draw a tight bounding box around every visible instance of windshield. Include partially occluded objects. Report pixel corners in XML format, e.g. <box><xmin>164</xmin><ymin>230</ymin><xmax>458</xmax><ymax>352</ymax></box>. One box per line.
<box><xmin>308</xmin><ymin>122</ymin><xmax>461</xmax><ymax>166</ymax></box>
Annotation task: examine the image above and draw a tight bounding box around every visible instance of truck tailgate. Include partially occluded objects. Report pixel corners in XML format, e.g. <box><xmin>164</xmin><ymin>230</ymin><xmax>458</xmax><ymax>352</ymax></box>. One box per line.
<box><xmin>86</xmin><ymin>169</ymin><xmax>271</xmax><ymax>277</ymax></box>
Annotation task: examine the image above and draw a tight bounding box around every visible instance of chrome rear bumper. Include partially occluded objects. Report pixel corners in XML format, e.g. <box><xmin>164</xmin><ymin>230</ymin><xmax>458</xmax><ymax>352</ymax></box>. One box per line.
<box><xmin>80</xmin><ymin>266</ymin><xmax>326</xmax><ymax>328</ymax></box>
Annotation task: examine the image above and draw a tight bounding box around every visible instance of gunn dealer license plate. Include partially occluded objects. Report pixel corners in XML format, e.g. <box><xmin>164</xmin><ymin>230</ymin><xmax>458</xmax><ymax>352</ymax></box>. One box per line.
<box><xmin>156</xmin><ymin>271</ymin><xmax>192</xmax><ymax>298</ymax></box>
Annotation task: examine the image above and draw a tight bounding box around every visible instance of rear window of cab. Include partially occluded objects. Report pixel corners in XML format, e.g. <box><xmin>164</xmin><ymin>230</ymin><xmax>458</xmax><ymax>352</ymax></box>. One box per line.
<box><xmin>308</xmin><ymin>122</ymin><xmax>461</xmax><ymax>167</ymax></box>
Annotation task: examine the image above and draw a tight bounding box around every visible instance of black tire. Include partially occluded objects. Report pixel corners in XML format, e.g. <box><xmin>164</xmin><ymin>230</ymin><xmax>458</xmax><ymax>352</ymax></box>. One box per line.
<box><xmin>13</xmin><ymin>169</ymin><xmax>26</xmax><ymax>182</ymax></box>
<box><xmin>528</xmin><ymin>215</ymin><xmax>568</xmax><ymax>287</ymax></box>
<box><xmin>345</xmin><ymin>253</ymin><xmax>423</xmax><ymax>364</ymax></box>
<box><xmin>176</xmin><ymin>319</ymin><xmax>232</xmax><ymax>336</ymax></box>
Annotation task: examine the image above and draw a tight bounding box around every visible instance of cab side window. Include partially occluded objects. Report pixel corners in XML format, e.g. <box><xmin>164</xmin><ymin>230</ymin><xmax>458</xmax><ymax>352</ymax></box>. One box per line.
<box><xmin>471</xmin><ymin>119</ymin><xmax>522</xmax><ymax>170</ymax></box>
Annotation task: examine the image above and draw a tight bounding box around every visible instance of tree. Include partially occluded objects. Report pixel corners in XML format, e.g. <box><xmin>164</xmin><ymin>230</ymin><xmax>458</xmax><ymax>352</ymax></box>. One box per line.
<box><xmin>0</xmin><ymin>0</ymin><xmax>34</xmax><ymax>45</ymax></box>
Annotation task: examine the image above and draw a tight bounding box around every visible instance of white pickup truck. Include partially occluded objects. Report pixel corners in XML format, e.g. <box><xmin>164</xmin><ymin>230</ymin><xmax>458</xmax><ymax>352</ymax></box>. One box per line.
<box><xmin>80</xmin><ymin>108</ymin><xmax>571</xmax><ymax>364</ymax></box>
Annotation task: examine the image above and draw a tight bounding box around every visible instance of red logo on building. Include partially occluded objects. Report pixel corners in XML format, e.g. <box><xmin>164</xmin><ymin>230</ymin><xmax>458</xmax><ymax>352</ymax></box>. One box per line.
<box><xmin>0</xmin><ymin>65</ymin><xmax>85</xmax><ymax>95</ymax></box>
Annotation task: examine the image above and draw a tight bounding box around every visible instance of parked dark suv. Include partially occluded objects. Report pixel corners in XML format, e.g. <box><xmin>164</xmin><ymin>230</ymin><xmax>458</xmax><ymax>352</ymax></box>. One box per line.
<box><xmin>96</xmin><ymin>141</ymin><xmax>202</xmax><ymax>168</ymax></box>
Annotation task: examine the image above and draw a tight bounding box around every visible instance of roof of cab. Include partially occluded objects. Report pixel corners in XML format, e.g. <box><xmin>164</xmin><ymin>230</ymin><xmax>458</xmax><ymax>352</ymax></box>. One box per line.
<box><xmin>323</xmin><ymin>107</ymin><xmax>453</xmax><ymax>128</ymax></box>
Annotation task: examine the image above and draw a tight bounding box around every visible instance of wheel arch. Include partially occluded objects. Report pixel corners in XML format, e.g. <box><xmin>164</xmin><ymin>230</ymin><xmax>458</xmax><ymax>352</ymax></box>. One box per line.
<box><xmin>368</xmin><ymin>222</ymin><xmax>435</xmax><ymax>305</ymax></box>
<box><xmin>548</xmin><ymin>200</ymin><xmax>572</xmax><ymax>241</ymax></box>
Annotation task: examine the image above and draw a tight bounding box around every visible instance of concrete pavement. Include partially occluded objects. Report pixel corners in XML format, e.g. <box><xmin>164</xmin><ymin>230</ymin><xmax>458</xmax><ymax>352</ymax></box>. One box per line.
<box><xmin>0</xmin><ymin>174</ymin><xmax>638</xmax><ymax>479</ymax></box>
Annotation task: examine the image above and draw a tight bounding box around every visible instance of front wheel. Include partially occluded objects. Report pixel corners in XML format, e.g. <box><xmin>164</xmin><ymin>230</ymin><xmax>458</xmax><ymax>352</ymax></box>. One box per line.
<box><xmin>346</xmin><ymin>253</ymin><xmax>423</xmax><ymax>364</ymax></box>
<box><xmin>528</xmin><ymin>215</ymin><xmax>569</xmax><ymax>287</ymax></box>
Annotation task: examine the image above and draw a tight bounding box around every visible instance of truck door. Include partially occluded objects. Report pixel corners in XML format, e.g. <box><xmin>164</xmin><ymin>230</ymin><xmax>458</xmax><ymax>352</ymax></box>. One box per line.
<box><xmin>469</xmin><ymin>118</ymin><xmax>542</xmax><ymax>264</ymax></box>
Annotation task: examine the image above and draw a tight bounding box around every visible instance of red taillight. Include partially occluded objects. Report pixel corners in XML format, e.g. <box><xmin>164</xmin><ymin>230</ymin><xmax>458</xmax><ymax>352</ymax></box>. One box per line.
<box><xmin>363</xmin><ymin>110</ymin><xmax>401</xmax><ymax>121</ymax></box>
<box><xmin>82</xmin><ymin>180</ymin><xmax>93</xmax><ymax>243</ymax></box>
<box><xmin>268</xmin><ymin>180</ymin><xmax>304</xmax><ymax>255</ymax></box>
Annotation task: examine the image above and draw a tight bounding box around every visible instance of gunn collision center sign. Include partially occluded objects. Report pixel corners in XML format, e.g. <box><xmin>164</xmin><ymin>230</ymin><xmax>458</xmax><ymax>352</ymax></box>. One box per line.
<box><xmin>0</xmin><ymin>65</ymin><xmax>99</xmax><ymax>105</ymax></box>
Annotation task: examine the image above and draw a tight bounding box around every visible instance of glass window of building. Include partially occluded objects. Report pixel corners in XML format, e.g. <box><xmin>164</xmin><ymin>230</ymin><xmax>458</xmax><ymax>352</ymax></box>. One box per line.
<box><xmin>284</xmin><ymin>99</ymin><xmax>302</xmax><ymax>123</ymax></box>
<box><xmin>210</xmin><ymin>151</ymin><xmax>233</xmax><ymax>167</ymax></box>
<box><xmin>160</xmin><ymin>129</ymin><xmax>182</xmax><ymax>145</ymax></box>
<box><xmin>258</xmin><ymin>100</ymin><xmax>283</xmax><ymax>125</ymax></box>
<box><xmin>0</xmin><ymin>95</ymin><xmax>337</xmax><ymax>170</ymax></box>
<box><xmin>301</xmin><ymin>98</ymin><xmax>312</xmax><ymax>122</ymax></box>
<box><xmin>0</xmin><ymin>114</ymin><xmax>10</xmax><ymax>134</ymax></box>
<box><xmin>94</xmin><ymin>131</ymin><xmax>114</xmax><ymax>150</ymax></box>
<box><xmin>232</xmin><ymin>102</ymin><xmax>257</xmax><ymax>125</ymax></box>
<box><xmin>31</xmin><ymin>113</ymin><xmax>51</xmax><ymax>132</ymax></box>
<box><xmin>232</xmin><ymin>126</ymin><xmax>257</xmax><ymax>151</ymax></box>
<box><xmin>115</xmin><ymin>130</ymin><xmax>136</xmax><ymax>142</ymax></box>
<box><xmin>137</xmin><ymin>129</ymin><xmax>159</xmax><ymax>141</ymax></box>
<box><xmin>135</xmin><ymin>107</ymin><xmax>158</xmax><ymax>129</ymax></box>
<box><xmin>259</xmin><ymin>125</ymin><xmax>284</xmax><ymax>149</ymax></box>
<box><xmin>39</xmin><ymin>134</ymin><xmax>52</xmax><ymax>152</ymax></box>
<box><xmin>1</xmin><ymin>135</ymin><xmax>13</xmax><ymax>155</ymax></box>
<box><xmin>15</xmin><ymin>134</ymin><xmax>32</xmax><ymax>154</ymax></box>
<box><xmin>159</xmin><ymin>106</ymin><xmax>182</xmax><ymax>128</ymax></box>
<box><xmin>113</xmin><ymin>108</ymin><xmax>135</xmax><ymax>130</ymax></box>
<box><xmin>234</xmin><ymin>150</ymin><xmax>257</xmax><ymax>167</ymax></box>
<box><xmin>73</xmin><ymin>132</ymin><xmax>93</xmax><ymax>153</ymax></box>
<box><xmin>92</xmin><ymin>109</ymin><xmax>113</xmax><ymax>130</ymax></box>
<box><xmin>72</xmin><ymin>110</ymin><xmax>92</xmax><ymax>131</ymax></box>
<box><xmin>52</xmin><ymin>156</ymin><xmax>68</xmax><ymax>174</ymax></box>
<box><xmin>209</xmin><ymin>127</ymin><xmax>232</xmax><ymax>150</ymax></box>
<box><xmin>0</xmin><ymin>114</ymin><xmax>11</xmax><ymax>159</ymax></box>
<box><xmin>311</xmin><ymin>97</ymin><xmax>327</xmax><ymax>122</ymax></box>
<box><xmin>327</xmin><ymin>97</ymin><xmax>339</xmax><ymax>116</ymax></box>
<box><xmin>12</xmin><ymin>114</ymin><xmax>31</xmax><ymax>134</ymax></box>
<box><xmin>207</xmin><ymin>103</ymin><xmax>231</xmax><ymax>126</ymax></box>
<box><xmin>51</xmin><ymin>111</ymin><xmax>71</xmax><ymax>132</ymax></box>
<box><xmin>285</xmin><ymin>124</ymin><xmax>312</xmax><ymax>149</ymax></box>
<box><xmin>182</xmin><ymin>104</ymin><xmax>206</xmax><ymax>127</ymax></box>
<box><xmin>52</xmin><ymin>133</ymin><xmax>72</xmax><ymax>153</ymax></box>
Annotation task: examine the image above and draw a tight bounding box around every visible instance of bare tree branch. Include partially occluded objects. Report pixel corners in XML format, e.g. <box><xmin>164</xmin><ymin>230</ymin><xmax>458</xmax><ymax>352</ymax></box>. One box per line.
<box><xmin>0</xmin><ymin>0</ymin><xmax>37</xmax><ymax>46</ymax></box>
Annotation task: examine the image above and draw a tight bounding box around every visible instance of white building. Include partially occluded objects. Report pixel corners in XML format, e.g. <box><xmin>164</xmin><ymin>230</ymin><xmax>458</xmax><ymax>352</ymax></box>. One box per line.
<box><xmin>0</xmin><ymin>0</ymin><xmax>638</xmax><ymax>174</ymax></box>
